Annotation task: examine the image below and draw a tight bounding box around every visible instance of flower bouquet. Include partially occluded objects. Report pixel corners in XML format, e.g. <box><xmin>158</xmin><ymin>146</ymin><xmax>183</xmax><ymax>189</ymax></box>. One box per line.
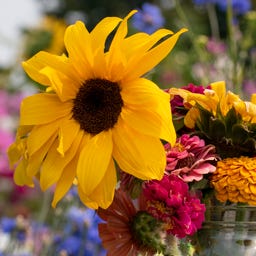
<box><xmin>6</xmin><ymin>9</ymin><xmax>256</xmax><ymax>256</ymax></box>
<box><xmin>169</xmin><ymin>81</ymin><xmax>256</xmax><ymax>255</ymax></box>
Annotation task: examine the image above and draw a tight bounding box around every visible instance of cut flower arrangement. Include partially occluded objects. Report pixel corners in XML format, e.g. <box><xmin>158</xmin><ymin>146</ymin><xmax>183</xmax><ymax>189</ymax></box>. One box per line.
<box><xmin>6</xmin><ymin>10</ymin><xmax>256</xmax><ymax>256</ymax></box>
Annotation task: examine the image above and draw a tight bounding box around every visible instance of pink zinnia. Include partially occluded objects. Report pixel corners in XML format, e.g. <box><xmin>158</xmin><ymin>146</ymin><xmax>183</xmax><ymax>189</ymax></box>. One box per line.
<box><xmin>143</xmin><ymin>174</ymin><xmax>206</xmax><ymax>238</ymax></box>
<box><xmin>98</xmin><ymin>189</ymin><xmax>168</xmax><ymax>256</ymax></box>
<box><xmin>165</xmin><ymin>134</ymin><xmax>218</xmax><ymax>182</ymax></box>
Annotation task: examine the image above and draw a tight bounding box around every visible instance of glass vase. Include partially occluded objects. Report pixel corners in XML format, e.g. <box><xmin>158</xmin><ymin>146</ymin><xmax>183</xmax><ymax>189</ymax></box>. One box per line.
<box><xmin>190</xmin><ymin>205</ymin><xmax>256</xmax><ymax>256</ymax></box>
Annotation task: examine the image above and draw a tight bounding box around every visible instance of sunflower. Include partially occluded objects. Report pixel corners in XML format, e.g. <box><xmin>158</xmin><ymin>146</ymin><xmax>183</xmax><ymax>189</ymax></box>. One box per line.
<box><xmin>8</xmin><ymin>11</ymin><xmax>187</xmax><ymax>209</ymax></box>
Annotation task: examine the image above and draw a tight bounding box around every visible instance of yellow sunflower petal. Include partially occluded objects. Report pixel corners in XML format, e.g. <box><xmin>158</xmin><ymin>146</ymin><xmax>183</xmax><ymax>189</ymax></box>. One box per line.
<box><xmin>40</xmin><ymin>130</ymin><xmax>83</xmax><ymax>191</ymax></box>
<box><xmin>51</xmin><ymin>156</ymin><xmax>78</xmax><ymax>208</ymax></box>
<box><xmin>92</xmin><ymin>48</ymin><xmax>107</xmax><ymax>78</ymax></box>
<box><xmin>57</xmin><ymin>118</ymin><xmax>80</xmax><ymax>156</ymax></box>
<box><xmin>22</xmin><ymin>56</ymin><xmax>51</xmax><ymax>86</ymax></box>
<box><xmin>121</xmin><ymin>78</ymin><xmax>175</xmax><ymax>144</ymax></box>
<box><xmin>26</xmin><ymin>135</ymin><xmax>57</xmax><ymax>178</ymax></box>
<box><xmin>121</xmin><ymin>108</ymin><xmax>175</xmax><ymax>145</ymax></box>
<box><xmin>64</xmin><ymin>21</ymin><xmax>93</xmax><ymax>80</ymax></box>
<box><xmin>90</xmin><ymin>17</ymin><xmax>122</xmax><ymax>52</ymax></box>
<box><xmin>106</xmin><ymin>11</ymin><xmax>137</xmax><ymax>81</ymax></box>
<box><xmin>77</xmin><ymin>131</ymin><xmax>113</xmax><ymax>195</ymax></box>
<box><xmin>77</xmin><ymin>187</ymin><xmax>98</xmax><ymax>209</ymax></box>
<box><xmin>121</xmin><ymin>78</ymin><xmax>167</xmax><ymax>105</ymax></box>
<box><xmin>123</xmin><ymin>29</ymin><xmax>175</xmax><ymax>79</ymax></box>
<box><xmin>78</xmin><ymin>158</ymin><xmax>116</xmax><ymax>209</ymax></box>
<box><xmin>90</xmin><ymin>17</ymin><xmax>121</xmax><ymax>78</ymax></box>
<box><xmin>22</xmin><ymin>51</ymin><xmax>79</xmax><ymax>87</ymax></box>
<box><xmin>8</xmin><ymin>142</ymin><xmax>23</xmax><ymax>168</ymax></box>
<box><xmin>112</xmin><ymin>119</ymin><xmax>166</xmax><ymax>180</ymax></box>
<box><xmin>40</xmin><ymin>66</ymin><xmax>79</xmax><ymax>101</ymax></box>
<box><xmin>122</xmin><ymin>32</ymin><xmax>151</xmax><ymax>59</ymax></box>
<box><xmin>123</xmin><ymin>27</ymin><xmax>187</xmax><ymax>81</ymax></box>
<box><xmin>14</xmin><ymin>159</ymin><xmax>34</xmax><ymax>187</ymax></box>
<box><xmin>20</xmin><ymin>94</ymin><xmax>73</xmax><ymax>125</ymax></box>
<box><xmin>27</xmin><ymin>119</ymin><xmax>60</xmax><ymax>155</ymax></box>
<box><xmin>16</xmin><ymin>125</ymin><xmax>34</xmax><ymax>138</ymax></box>
<box><xmin>52</xmin><ymin>132</ymin><xmax>89</xmax><ymax>207</ymax></box>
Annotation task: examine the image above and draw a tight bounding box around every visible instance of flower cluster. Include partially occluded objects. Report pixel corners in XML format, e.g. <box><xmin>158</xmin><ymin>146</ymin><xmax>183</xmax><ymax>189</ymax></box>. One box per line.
<box><xmin>0</xmin><ymin>206</ymin><xmax>105</xmax><ymax>256</ymax></box>
<box><xmin>169</xmin><ymin>81</ymin><xmax>256</xmax><ymax>206</ymax></box>
<box><xmin>5</xmin><ymin>5</ymin><xmax>256</xmax><ymax>256</ymax></box>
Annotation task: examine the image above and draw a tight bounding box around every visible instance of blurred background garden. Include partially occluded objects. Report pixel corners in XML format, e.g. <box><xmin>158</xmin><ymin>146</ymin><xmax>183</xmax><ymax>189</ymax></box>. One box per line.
<box><xmin>0</xmin><ymin>0</ymin><xmax>256</xmax><ymax>255</ymax></box>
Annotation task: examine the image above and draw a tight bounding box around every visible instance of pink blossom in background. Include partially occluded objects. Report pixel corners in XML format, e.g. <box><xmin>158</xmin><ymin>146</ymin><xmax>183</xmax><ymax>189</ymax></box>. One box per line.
<box><xmin>0</xmin><ymin>89</ymin><xmax>31</xmax><ymax>205</ymax></box>
<box><xmin>0</xmin><ymin>129</ymin><xmax>14</xmax><ymax>174</ymax></box>
<box><xmin>0</xmin><ymin>89</ymin><xmax>23</xmax><ymax>175</ymax></box>
<box><xmin>0</xmin><ymin>90</ymin><xmax>24</xmax><ymax>116</ymax></box>
<box><xmin>243</xmin><ymin>79</ymin><xmax>256</xmax><ymax>99</ymax></box>
<box><xmin>206</xmin><ymin>38</ymin><xmax>226</xmax><ymax>55</ymax></box>
<box><xmin>165</xmin><ymin>134</ymin><xmax>218</xmax><ymax>182</ymax></box>
<box><xmin>143</xmin><ymin>174</ymin><xmax>206</xmax><ymax>238</ymax></box>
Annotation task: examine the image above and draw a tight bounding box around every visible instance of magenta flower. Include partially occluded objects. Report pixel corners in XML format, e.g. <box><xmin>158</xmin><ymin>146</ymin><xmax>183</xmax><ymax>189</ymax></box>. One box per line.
<box><xmin>0</xmin><ymin>129</ymin><xmax>14</xmax><ymax>174</ymax></box>
<box><xmin>143</xmin><ymin>174</ymin><xmax>206</xmax><ymax>238</ymax></box>
<box><xmin>165</xmin><ymin>134</ymin><xmax>218</xmax><ymax>182</ymax></box>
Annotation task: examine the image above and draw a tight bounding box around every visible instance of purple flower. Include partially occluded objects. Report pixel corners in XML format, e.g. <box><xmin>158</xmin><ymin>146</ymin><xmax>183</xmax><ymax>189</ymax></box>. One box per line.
<box><xmin>131</xmin><ymin>3</ymin><xmax>165</xmax><ymax>34</ymax></box>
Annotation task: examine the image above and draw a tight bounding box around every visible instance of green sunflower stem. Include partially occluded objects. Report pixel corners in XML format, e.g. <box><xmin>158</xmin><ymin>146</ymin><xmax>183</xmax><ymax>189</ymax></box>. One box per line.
<box><xmin>206</xmin><ymin>3</ymin><xmax>220</xmax><ymax>40</ymax></box>
<box><xmin>226</xmin><ymin>0</ymin><xmax>242</xmax><ymax>96</ymax></box>
<box><xmin>37</xmin><ymin>190</ymin><xmax>52</xmax><ymax>223</ymax></box>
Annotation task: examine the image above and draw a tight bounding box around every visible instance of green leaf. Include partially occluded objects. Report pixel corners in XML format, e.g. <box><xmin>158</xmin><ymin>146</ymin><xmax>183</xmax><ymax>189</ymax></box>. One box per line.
<box><xmin>196</xmin><ymin>104</ymin><xmax>213</xmax><ymax>133</ymax></box>
<box><xmin>232</xmin><ymin>124</ymin><xmax>249</xmax><ymax>144</ymax></box>
<box><xmin>241</xmin><ymin>138</ymin><xmax>256</xmax><ymax>156</ymax></box>
<box><xmin>225</xmin><ymin>107</ymin><xmax>241</xmax><ymax>136</ymax></box>
<box><xmin>209</xmin><ymin>117</ymin><xmax>226</xmax><ymax>141</ymax></box>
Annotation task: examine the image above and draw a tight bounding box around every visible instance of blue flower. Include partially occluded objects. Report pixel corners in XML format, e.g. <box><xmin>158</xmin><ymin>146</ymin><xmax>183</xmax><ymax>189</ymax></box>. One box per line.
<box><xmin>193</xmin><ymin>0</ymin><xmax>218</xmax><ymax>5</ymax></box>
<box><xmin>131</xmin><ymin>3</ymin><xmax>165</xmax><ymax>34</ymax></box>
<box><xmin>56</xmin><ymin>236</ymin><xmax>82</xmax><ymax>256</ymax></box>
<box><xmin>216</xmin><ymin>0</ymin><xmax>252</xmax><ymax>15</ymax></box>
<box><xmin>0</xmin><ymin>217</ymin><xmax>16</xmax><ymax>233</ymax></box>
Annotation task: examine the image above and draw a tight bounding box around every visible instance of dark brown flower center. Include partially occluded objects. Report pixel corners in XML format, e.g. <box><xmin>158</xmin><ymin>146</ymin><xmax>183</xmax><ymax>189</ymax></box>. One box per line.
<box><xmin>72</xmin><ymin>78</ymin><xmax>123</xmax><ymax>134</ymax></box>
<box><xmin>176</xmin><ymin>155</ymin><xmax>195</xmax><ymax>168</ymax></box>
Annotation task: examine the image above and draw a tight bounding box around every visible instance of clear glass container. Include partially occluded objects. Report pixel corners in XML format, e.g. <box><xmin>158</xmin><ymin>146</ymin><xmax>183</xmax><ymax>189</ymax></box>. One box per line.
<box><xmin>191</xmin><ymin>205</ymin><xmax>256</xmax><ymax>256</ymax></box>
